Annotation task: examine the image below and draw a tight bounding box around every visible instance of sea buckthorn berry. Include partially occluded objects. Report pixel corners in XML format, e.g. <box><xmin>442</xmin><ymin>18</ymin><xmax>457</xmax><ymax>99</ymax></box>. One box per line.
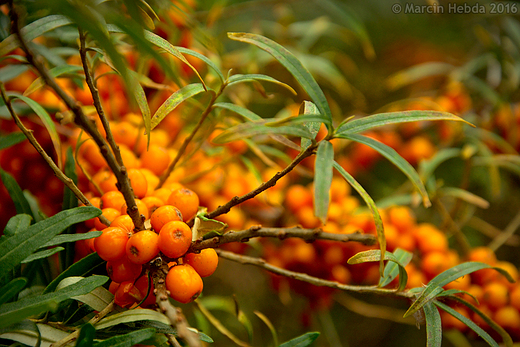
<box><xmin>119</xmin><ymin>145</ymin><xmax>140</xmax><ymax>170</ymax></box>
<box><xmin>85</xmin><ymin>197</ymin><xmax>101</xmax><ymax>229</ymax></box>
<box><xmin>414</xmin><ymin>224</ymin><xmax>448</xmax><ymax>254</ymax></box>
<box><xmin>120</xmin><ymin>199</ymin><xmax>149</xmax><ymax>220</ymax></box>
<box><xmin>166</xmin><ymin>263</ymin><xmax>203</xmax><ymax>304</ymax></box>
<box><xmin>150</xmin><ymin>205</ymin><xmax>183</xmax><ymax>232</ymax></box>
<box><xmin>126</xmin><ymin>229</ymin><xmax>160</xmax><ymax>264</ymax></box>
<box><xmin>101</xmin><ymin>191</ymin><xmax>125</xmax><ymax>210</ymax></box>
<box><xmin>108</xmin><ymin>281</ymin><xmax>120</xmax><ymax>295</ymax></box>
<box><xmin>135</xmin><ymin>275</ymin><xmax>156</xmax><ymax>307</ymax></box>
<box><xmin>140</xmin><ymin>168</ymin><xmax>160</xmax><ymax>194</ymax></box>
<box><xmin>167</xmin><ymin>188</ymin><xmax>200</xmax><ymax>222</ymax></box>
<box><xmin>81</xmin><ymin>140</ymin><xmax>107</xmax><ymax>170</ymax></box>
<box><xmin>511</xmin><ymin>286</ymin><xmax>520</xmax><ymax>311</ymax></box>
<box><xmin>112</xmin><ymin>121</ymin><xmax>139</xmax><ymax>149</ymax></box>
<box><xmin>482</xmin><ymin>282</ymin><xmax>510</xmax><ymax>309</ymax></box>
<box><xmin>493</xmin><ymin>306</ymin><xmax>520</xmax><ymax>331</ymax></box>
<box><xmin>94</xmin><ymin>226</ymin><xmax>128</xmax><ymax>261</ymax></box>
<box><xmin>92</xmin><ymin>170</ymin><xmax>118</xmax><ymax>194</ymax></box>
<box><xmin>140</xmin><ymin>145</ymin><xmax>170</xmax><ymax>176</ymax></box>
<box><xmin>128</xmin><ymin>168</ymin><xmax>148</xmax><ymax>199</ymax></box>
<box><xmin>285</xmin><ymin>184</ymin><xmax>312</xmax><ymax>212</ymax></box>
<box><xmin>141</xmin><ymin>196</ymin><xmax>165</xmax><ymax>217</ymax></box>
<box><xmin>158</xmin><ymin>221</ymin><xmax>192</xmax><ymax>259</ymax></box>
<box><xmin>388</xmin><ymin>206</ymin><xmax>416</xmax><ymax>232</ymax></box>
<box><xmin>94</xmin><ymin>207</ymin><xmax>121</xmax><ymax>231</ymax></box>
<box><xmin>185</xmin><ymin>248</ymin><xmax>219</xmax><ymax>277</ymax></box>
<box><xmin>151</xmin><ymin>188</ymin><xmax>174</xmax><ymax>204</ymax></box>
<box><xmin>111</xmin><ymin>215</ymin><xmax>135</xmax><ymax>234</ymax></box>
<box><xmin>421</xmin><ymin>251</ymin><xmax>452</xmax><ymax>278</ymax></box>
<box><xmin>106</xmin><ymin>258</ymin><xmax>142</xmax><ymax>283</ymax></box>
<box><xmin>114</xmin><ymin>281</ymin><xmax>142</xmax><ymax>308</ymax></box>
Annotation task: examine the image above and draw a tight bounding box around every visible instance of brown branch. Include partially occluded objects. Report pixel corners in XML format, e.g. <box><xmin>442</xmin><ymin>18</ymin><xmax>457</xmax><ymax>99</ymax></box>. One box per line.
<box><xmin>0</xmin><ymin>82</ymin><xmax>111</xmax><ymax>227</ymax></box>
<box><xmin>205</xmin><ymin>143</ymin><xmax>318</xmax><ymax>220</ymax></box>
<box><xmin>152</xmin><ymin>262</ymin><xmax>202</xmax><ymax>347</ymax></box>
<box><xmin>10</xmin><ymin>2</ymin><xmax>144</xmax><ymax>230</ymax></box>
<box><xmin>189</xmin><ymin>225</ymin><xmax>376</xmax><ymax>252</ymax></box>
<box><xmin>216</xmin><ymin>249</ymin><xmax>413</xmax><ymax>297</ymax></box>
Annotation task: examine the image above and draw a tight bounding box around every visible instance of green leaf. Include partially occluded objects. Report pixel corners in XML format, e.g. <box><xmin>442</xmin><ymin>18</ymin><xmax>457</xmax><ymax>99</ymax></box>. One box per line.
<box><xmin>423</xmin><ymin>301</ymin><xmax>443</xmax><ymax>347</ymax></box>
<box><xmin>386</xmin><ymin>62</ymin><xmax>455</xmax><ymax>90</ymax></box>
<box><xmin>7</xmin><ymin>92</ymin><xmax>62</xmax><ymax>168</ymax></box>
<box><xmin>213</xmin><ymin>102</ymin><xmax>262</xmax><ymax>121</ymax></box>
<box><xmin>254</xmin><ymin>311</ymin><xmax>277</xmax><ymax>346</ymax></box>
<box><xmin>419</xmin><ymin>148</ymin><xmax>461</xmax><ymax>182</ymax></box>
<box><xmin>404</xmin><ymin>262</ymin><xmax>514</xmax><ymax>318</ymax></box>
<box><xmin>95</xmin><ymin>309</ymin><xmax>170</xmax><ymax>330</ymax></box>
<box><xmin>23</xmin><ymin>64</ymin><xmax>83</xmax><ymax>96</ymax></box>
<box><xmin>434</xmin><ymin>300</ymin><xmax>499</xmax><ymax>347</ymax></box>
<box><xmin>335</xmin><ymin>110</ymin><xmax>473</xmax><ymax>136</ymax></box>
<box><xmin>228</xmin><ymin>32</ymin><xmax>332</xmax><ymax>130</ymax></box>
<box><xmin>279</xmin><ymin>332</ymin><xmax>320</xmax><ymax>347</ymax></box>
<box><xmin>0</xmin><ymin>278</ymin><xmax>27</xmax><ymax>306</ymax></box>
<box><xmin>76</xmin><ymin>323</ymin><xmax>96</xmax><ymax>347</ymax></box>
<box><xmin>227</xmin><ymin>73</ymin><xmax>296</xmax><ymax>95</ymax></box>
<box><xmin>56</xmin><ymin>276</ymin><xmax>113</xmax><ymax>312</ymax></box>
<box><xmin>44</xmin><ymin>252</ymin><xmax>104</xmax><ymax>294</ymax></box>
<box><xmin>0</xmin><ymin>169</ymin><xmax>33</xmax><ymax>219</ymax></box>
<box><xmin>93</xmin><ymin>328</ymin><xmax>155</xmax><ymax>347</ymax></box>
<box><xmin>300</xmin><ymin>100</ymin><xmax>323</xmax><ymax>150</ymax></box>
<box><xmin>0</xmin><ymin>206</ymin><xmax>101</xmax><ymax>281</ymax></box>
<box><xmin>22</xmin><ymin>247</ymin><xmax>64</xmax><ymax>264</ymax></box>
<box><xmin>0</xmin><ymin>322</ymin><xmax>69</xmax><ymax>347</ymax></box>
<box><xmin>0</xmin><ymin>132</ymin><xmax>26</xmax><ymax>151</ymax></box>
<box><xmin>129</xmin><ymin>71</ymin><xmax>151</xmax><ymax>148</ymax></box>
<box><xmin>314</xmin><ymin>141</ymin><xmax>334</xmax><ymax>223</ymax></box>
<box><xmin>265</xmin><ymin>113</ymin><xmax>331</xmax><ymax>128</ymax></box>
<box><xmin>150</xmin><ymin>83</ymin><xmax>207</xmax><ymax>131</ymax></box>
<box><xmin>212</xmin><ymin>120</ymin><xmax>313</xmax><ymax>144</ymax></box>
<box><xmin>40</xmin><ymin>231</ymin><xmax>102</xmax><ymax>249</ymax></box>
<box><xmin>340</xmin><ymin>133</ymin><xmax>431</xmax><ymax>207</ymax></box>
<box><xmin>333</xmin><ymin>161</ymin><xmax>386</xmax><ymax>275</ymax></box>
<box><xmin>0</xmin><ymin>64</ymin><xmax>29</xmax><ymax>83</ymax></box>
<box><xmin>4</xmin><ymin>214</ymin><xmax>32</xmax><ymax>236</ymax></box>
<box><xmin>0</xmin><ymin>15</ymin><xmax>72</xmax><ymax>56</ymax></box>
<box><xmin>0</xmin><ymin>275</ymin><xmax>108</xmax><ymax>329</ymax></box>
<box><xmin>438</xmin><ymin>187</ymin><xmax>490</xmax><ymax>209</ymax></box>
<box><xmin>61</xmin><ymin>147</ymin><xmax>79</xmax><ymax>270</ymax></box>
<box><xmin>379</xmin><ymin>248</ymin><xmax>413</xmax><ymax>290</ymax></box>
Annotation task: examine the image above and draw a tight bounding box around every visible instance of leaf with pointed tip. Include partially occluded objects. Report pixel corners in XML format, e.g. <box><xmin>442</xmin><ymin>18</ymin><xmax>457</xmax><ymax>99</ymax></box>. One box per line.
<box><xmin>56</xmin><ymin>276</ymin><xmax>113</xmax><ymax>311</ymax></box>
<box><xmin>0</xmin><ymin>169</ymin><xmax>33</xmax><ymax>219</ymax></box>
<box><xmin>22</xmin><ymin>247</ymin><xmax>64</xmax><ymax>264</ymax></box>
<box><xmin>334</xmin><ymin>161</ymin><xmax>386</xmax><ymax>275</ymax></box>
<box><xmin>279</xmin><ymin>332</ymin><xmax>320</xmax><ymax>347</ymax></box>
<box><xmin>150</xmin><ymin>83</ymin><xmax>206</xmax><ymax>130</ymax></box>
<box><xmin>438</xmin><ymin>187</ymin><xmax>489</xmax><ymax>209</ymax></box>
<box><xmin>227</xmin><ymin>73</ymin><xmax>296</xmax><ymax>95</ymax></box>
<box><xmin>94</xmin><ymin>309</ymin><xmax>170</xmax><ymax>330</ymax></box>
<box><xmin>335</xmin><ymin>110</ymin><xmax>473</xmax><ymax>136</ymax></box>
<box><xmin>314</xmin><ymin>141</ymin><xmax>334</xmax><ymax>223</ymax></box>
<box><xmin>423</xmin><ymin>301</ymin><xmax>442</xmax><ymax>347</ymax></box>
<box><xmin>213</xmin><ymin>102</ymin><xmax>262</xmax><ymax>121</ymax></box>
<box><xmin>0</xmin><ymin>278</ymin><xmax>27</xmax><ymax>306</ymax></box>
<box><xmin>338</xmin><ymin>133</ymin><xmax>430</xmax><ymax>207</ymax></box>
<box><xmin>0</xmin><ymin>64</ymin><xmax>29</xmax><ymax>83</ymax></box>
<box><xmin>213</xmin><ymin>120</ymin><xmax>313</xmax><ymax>144</ymax></box>
<box><xmin>254</xmin><ymin>311</ymin><xmax>277</xmax><ymax>346</ymax></box>
<box><xmin>0</xmin><ymin>132</ymin><xmax>26</xmax><ymax>151</ymax></box>
<box><xmin>4</xmin><ymin>214</ymin><xmax>32</xmax><ymax>237</ymax></box>
<box><xmin>228</xmin><ymin>32</ymin><xmax>332</xmax><ymax>130</ymax></box>
<box><xmin>299</xmin><ymin>101</ymin><xmax>322</xmax><ymax>151</ymax></box>
<box><xmin>0</xmin><ymin>322</ymin><xmax>69</xmax><ymax>347</ymax></box>
<box><xmin>129</xmin><ymin>71</ymin><xmax>151</xmax><ymax>148</ymax></box>
<box><xmin>40</xmin><ymin>231</ymin><xmax>102</xmax><ymax>248</ymax></box>
<box><xmin>387</xmin><ymin>62</ymin><xmax>455</xmax><ymax>90</ymax></box>
<box><xmin>23</xmin><ymin>64</ymin><xmax>83</xmax><ymax>96</ymax></box>
<box><xmin>76</xmin><ymin>323</ymin><xmax>96</xmax><ymax>347</ymax></box>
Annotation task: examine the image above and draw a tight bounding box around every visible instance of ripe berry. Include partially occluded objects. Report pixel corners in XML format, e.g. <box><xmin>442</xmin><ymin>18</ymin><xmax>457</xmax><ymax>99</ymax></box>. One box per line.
<box><xmin>150</xmin><ymin>205</ymin><xmax>183</xmax><ymax>232</ymax></box>
<box><xmin>167</xmin><ymin>188</ymin><xmax>200</xmax><ymax>222</ymax></box>
<box><xmin>158</xmin><ymin>221</ymin><xmax>192</xmax><ymax>259</ymax></box>
<box><xmin>106</xmin><ymin>258</ymin><xmax>142</xmax><ymax>283</ymax></box>
<box><xmin>166</xmin><ymin>263</ymin><xmax>203</xmax><ymax>304</ymax></box>
<box><xmin>126</xmin><ymin>229</ymin><xmax>160</xmax><ymax>264</ymax></box>
<box><xmin>135</xmin><ymin>274</ymin><xmax>156</xmax><ymax>307</ymax></box>
<box><xmin>94</xmin><ymin>207</ymin><xmax>121</xmax><ymax>231</ymax></box>
<box><xmin>94</xmin><ymin>226</ymin><xmax>129</xmax><ymax>261</ymax></box>
<box><xmin>114</xmin><ymin>281</ymin><xmax>142</xmax><ymax>308</ymax></box>
<box><xmin>128</xmin><ymin>168</ymin><xmax>148</xmax><ymax>199</ymax></box>
<box><xmin>185</xmin><ymin>248</ymin><xmax>219</xmax><ymax>277</ymax></box>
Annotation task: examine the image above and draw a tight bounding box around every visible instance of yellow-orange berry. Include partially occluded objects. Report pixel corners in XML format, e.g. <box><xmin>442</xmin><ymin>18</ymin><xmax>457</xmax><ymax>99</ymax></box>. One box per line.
<box><xmin>101</xmin><ymin>191</ymin><xmax>125</xmax><ymax>210</ymax></box>
<box><xmin>185</xmin><ymin>248</ymin><xmax>219</xmax><ymax>277</ymax></box>
<box><xmin>150</xmin><ymin>205</ymin><xmax>183</xmax><ymax>232</ymax></box>
<box><xmin>120</xmin><ymin>199</ymin><xmax>149</xmax><ymax>220</ymax></box>
<box><xmin>482</xmin><ymin>282</ymin><xmax>509</xmax><ymax>309</ymax></box>
<box><xmin>94</xmin><ymin>226</ymin><xmax>129</xmax><ymax>261</ymax></box>
<box><xmin>167</xmin><ymin>188</ymin><xmax>200</xmax><ymax>222</ymax></box>
<box><xmin>158</xmin><ymin>221</ymin><xmax>192</xmax><ymax>259</ymax></box>
<box><xmin>128</xmin><ymin>168</ymin><xmax>148</xmax><ymax>199</ymax></box>
<box><xmin>141</xmin><ymin>196</ymin><xmax>165</xmax><ymax>216</ymax></box>
<box><xmin>94</xmin><ymin>207</ymin><xmax>121</xmax><ymax>231</ymax></box>
<box><xmin>166</xmin><ymin>263</ymin><xmax>203</xmax><ymax>304</ymax></box>
<box><xmin>106</xmin><ymin>258</ymin><xmax>142</xmax><ymax>283</ymax></box>
<box><xmin>110</xmin><ymin>215</ymin><xmax>135</xmax><ymax>234</ymax></box>
<box><xmin>126</xmin><ymin>230</ymin><xmax>160</xmax><ymax>264</ymax></box>
<box><xmin>140</xmin><ymin>145</ymin><xmax>170</xmax><ymax>176</ymax></box>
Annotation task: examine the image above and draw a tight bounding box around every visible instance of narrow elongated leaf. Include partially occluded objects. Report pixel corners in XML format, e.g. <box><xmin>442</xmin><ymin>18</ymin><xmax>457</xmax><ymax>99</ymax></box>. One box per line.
<box><xmin>314</xmin><ymin>141</ymin><xmax>334</xmax><ymax>223</ymax></box>
<box><xmin>213</xmin><ymin>120</ymin><xmax>313</xmax><ymax>144</ymax></box>
<box><xmin>0</xmin><ymin>132</ymin><xmax>26</xmax><ymax>151</ymax></box>
<box><xmin>333</xmin><ymin>161</ymin><xmax>386</xmax><ymax>275</ymax></box>
<box><xmin>0</xmin><ymin>322</ymin><xmax>69</xmax><ymax>347</ymax></box>
<box><xmin>279</xmin><ymin>332</ymin><xmax>320</xmax><ymax>347</ymax></box>
<box><xmin>0</xmin><ymin>206</ymin><xmax>101</xmax><ymax>280</ymax></box>
<box><xmin>227</xmin><ymin>73</ymin><xmax>296</xmax><ymax>95</ymax></box>
<box><xmin>129</xmin><ymin>71</ymin><xmax>151</xmax><ymax>147</ymax></box>
<box><xmin>254</xmin><ymin>311</ymin><xmax>277</xmax><ymax>346</ymax></box>
<box><xmin>386</xmin><ymin>62</ymin><xmax>455</xmax><ymax>90</ymax></box>
<box><xmin>0</xmin><ymin>169</ymin><xmax>33</xmax><ymax>218</ymax></box>
<box><xmin>0</xmin><ymin>275</ymin><xmax>108</xmax><ymax>329</ymax></box>
<box><xmin>0</xmin><ymin>15</ymin><xmax>72</xmax><ymax>56</ymax></box>
<box><xmin>7</xmin><ymin>93</ymin><xmax>62</xmax><ymax>168</ymax></box>
<box><xmin>4</xmin><ymin>214</ymin><xmax>32</xmax><ymax>236</ymax></box>
<box><xmin>93</xmin><ymin>328</ymin><xmax>155</xmax><ymax>347</ymax></box>
<box><xmin>44</xmin><ymin>252</ymin><xmax>104</xmax><ymax>294</ymax></box>
<box><xmin>0</xmin><ymin>278</ymin><xmax>27</xmax><ymax>305</ymax></box>
<box><xmin>438</xmin><ymin>187</ymin><xmax>490</xmax><ymax>209</ymax></box>
<box><xmin>23</xmin><ymin>64</ymin><xmax>83</xmax><ymax>96</ymax></box>
<box><xmin>423</xmin><ymin>301</ymin><xmax>443</xmax><ymax>347</ymax></box>
<box><xmin>335</xmin><ymin>110</ymin><xmax>472</xmax><ymax>136</ymax></box>
<box><xmin>404</xmin><ymin>262</ymin><xmax>514</xmax><ymax>318</ymax></box>
<box><xmin>95</xmin><ymin>309</ymin><xmax>169</xmax><ymax>330</ymax></box>
<box><xmin>419</xmin><ymin>148</ymin><xmax>461</xmax><ymax>181</ymax></box>
<box><xmin>150</xmin><ymin>83</ymin><xmax>206</xmax><ymax>130</ymax></box>
<box><xmin>61</xmin><ymin>147</ymin><xmax>79</xmax><ymax>269</ymax></box>
<box><xmin>228</xmin><ymin>33</ymin><xmax>332</xmax><ymax>129</ymax></box>
<box><xmin>0</xmin><ymin>64</ymin><xmax>29</xmax><ymax>83</ymax></box>
<box><xmin>434</xmin><ymin>300</ymin><xmax>499</xmax><ymax>347</ymax></box>
<box><xmin>22</xmin><ymin>247</ymin><xmax>64</xmax><ymax>263</ymax></box>
<box><xmin>76</xmin><ymin>323</ymin><xmax>96</xmax><ymax>347</ymax></box>
<box><xmin>56</xmin><ymin>276</ymin><xmax>113</xmax><ymax>311</ymax></box>
<box><xmin>339</xmin><ymin>133</ymin><xmax>431</xmax><ymax>207</ymax></box>
<box><xmin>213</xmin><ymin>102</ymin><xmax>262</xmax><ymax>121</ymax></box>
<box><xmin>40</xmin><ymin>231</ymin><xmax>102</xmax><ymax>248</ymax></box>
<box><xmin>266</xmin><ymin>114</ymin><xmax>331</xmax><ymax>128</ymax></box>
<box><xmin>300</xmin><ymin>101</ymin><xmax>322</xmax><ymax>150</ymax></box>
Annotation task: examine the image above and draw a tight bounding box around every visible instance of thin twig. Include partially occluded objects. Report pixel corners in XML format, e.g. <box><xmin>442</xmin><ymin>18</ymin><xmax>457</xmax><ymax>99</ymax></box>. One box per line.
<box><xmin>10</xmin><ymin>2</ymin><xmax>144</xmax><ymax>230</ymax></box>
<box><xmin>205</xmin><ymin>143</ymin><xmax>318</xmax><ymax>219</ymax></box>
<box><xmin>50</xmin><ymin>301</ymin><xmax>115</xmax><ymax>347</ymax></box>
<box><xmin>432</xmin><ymin>196</ymin><xmax>471</xmax><ymax>256</ymax></box>
<box><xmin>152</xmin><ymin>262</ymin><xmax>202</xmax><ymax>347</ymax></box>
<box><xmin>488</xmin><ymin>211</ymin><xmax>520</xmax><ymax>252</ymax></box>
<box><xmin>189</xmin><ymin>225</ymin><xmax>376</xmax><ymax>252</ymax></box>
<box><xmin>216</xmin><ymin>249</ymin><xmax>413</xmax><ymax>297</ymax></box>
<box><xmin>0</xmin><ymin>82</ymin><xmax>111</xmax><ymax>226</ymax></box>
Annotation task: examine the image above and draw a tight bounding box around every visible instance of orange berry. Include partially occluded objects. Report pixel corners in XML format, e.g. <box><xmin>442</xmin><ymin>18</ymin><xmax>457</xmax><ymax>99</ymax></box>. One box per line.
<box><xmin>114</xmin><ymin>281</ymin><xmax>142</xmax><ymax>308</ymax></box>
<box><xmin>330</xmin><ymin>265</ymin><xmax>351</xmax><ymax>284</ymax></box>
<box><xmin>128</xmin><ymin>168</ymin><xmax>148</xmax><ymax>199</ymax></box>
<box><xmin>441</xmin><ymin>307</ymin><xmax>469</xmax><ymax>332</ymax></box>
<box><xmin>85</xmin><ymin>197</ymin><xmax>101</xmax><ymax>229</ymax></box>
<box><xmin>140</xmin><ymin>168</ymin><xmax>160</xmax><ymax>194</ymax></box>
<box><xmin>493</xmin><ymin>306</ymin><xmax>520</xmax><ymax>331</ymax></box>
<box><xmin>467</xmin><ymin>246</ymin><xmax>497</xmax><ymax>264</ymax></box>
<box><xmin>443</xmin><ymin>274</ymin><xmax>471</xmax><ymax>291</ymax></box>
<box><xmin>296</xmin><ymin>205</ymin><xmax>321</xmax><ymax>228</ymax></box>
<box><xmin>285</xmin><ymin>185</ymin><xmax>312</xmax><ymax>212</ymax></box>
<box><xmin>135</xmin><ymin>274</ymin><xmax>156</xmax><ymax>307</ymax></box>
<box><xmin>142</xmin><ymin>196</ymin><xmax>165</xmax><ymax>216</ymax></box>
<box><xmin>421</xmin><ymin>251</ymin><xmax>454</xmax><ymax>278</ymax></box>
<box><xmin>81</xmin><ymin>140</ymin><xmax>107</xmax><ymax>170</ymax></box>
<box><xmin>120</xmin><ymin>199</ymin><xmax>149</xmax><ymax>220</ymax></box>
<box><xmin>94</xmin><ymin>207</ymin><xmax>121</xmax><ymax>231</ymax></box>
<box><xmin>150</xmin><ymin>205</ymin><xmax>183</xmax><ymax>232</ymax></box>
<box><xmin>167</xmin><ymin>188</ymin><xmax>200</xmax><ymax>222</ymax></box>
<box><xmin>482</xmin><ymin>282</ymin><xmax>509</xmax><ymax>309</ymax></box>
<box><xmin>126</xmin><ymin>230</ymin><xmax>160</xmax><ymax>264</ymax></box>
<box><xmin>511</xmin><ymin>286</ymin><xmax>520</xmax><ymax>311</ymax></box>
<box><xmin>119</xmin><ymin>145</ymin><xmax>140</xmax><ymax>169</ymax></box>
<box><xmin>108</xmin><ymin>281</ymin><xmax>120</xmax><ymax>295</ymax></box>
<box><xmin>140</xmin><ymin>145</ymin><xmax>170</xmax><ymax>176</ymax></box>
<box><xmin>388</xmin><ymin>206</ymin><xmax>416</xmax><ymax>232</ymax></box>
<box><xmin>106</xmin><ymin>258</ymin><xmax>142</xmax><ymax>283</ymax></box>
<box><xmin>110</xmin><ymin>215</ymin><xmax>135</xmax><ymax>234</ymax></box>
<box><xmin>158</xmin><ymin>221</ymin><xmax>192</xmax><ymax>259</ymax></box>
<box><xmin>185</xmin><ymin>248</ymin><xmax>219</xmax><ymax>277</ymax></box>
<box><xmin>166</xmin><ymin>264</ymin><xmax>203</xmax><ymax>304</ymax></box>
<box><xmin>151</xmin><ymin>187</ymin><xmax>174</xmax><ymax>204</ymax></box>
<box><xmin>414</xmin><ymin>224</ymin><xmax>448</xmax><ymax>254</ymax></box>
<box><xmin>94</xmin><ymin>226</ymin><xmax>128</xmax><ymax>261</ymax></box>
<box><xmin>112</xmin><ymin>121</ymin><xmax>139</xmax><ymax>149</ymax></box>
<box><xmin>101</xmin><ymin>191</ymin><xmax>125</xmax><ymax>210</ymax></box>
<box><xmin>92</xmin><ymin>170</ymin><xmax>118</xmax><ymax>194</ymax></box>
